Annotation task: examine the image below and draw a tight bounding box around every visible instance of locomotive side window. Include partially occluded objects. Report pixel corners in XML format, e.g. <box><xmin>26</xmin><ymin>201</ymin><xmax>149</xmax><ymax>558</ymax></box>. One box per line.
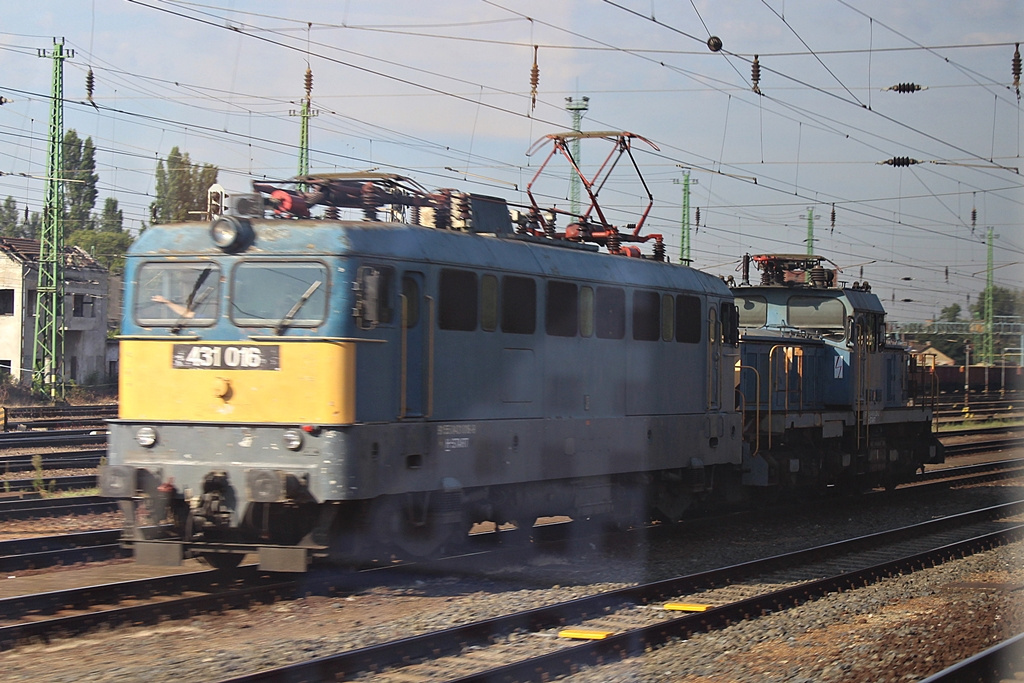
<box><xmin>502</xmin><ymin>276</ymin><xmax>536</xmax><ymax>334</ymax></box>
<box><xmin>788</xmin><ymin>296</ymin><xmax>844</xmax><ymax>331</ymax></box>
<box><xmin>632</xmin><ymin>290</ymin><xmax>661</xmax><ymax>341</ymax></box>
<box><xmin>135</xmin><ymin>261</ymin><xmax>221</xmax><ymax>327</ymax></box>
<box><xmin>579</xmin><ymin>286</ymin><xmax>594</xmax><ymax>338</ymax></box>
<box><xmin>675</xmin><ymin>294</ymin><xmax>701</xmax><ymax>343</ymax></box>
<box><xmin>595</xmin><ymin>287</ymin><xmax>625</xmax><ymax>339</ymax></box>
<box><xmin>661</xmin><ymin>294</ymin><xmax>674</xmax><ymax>341</ymax></box>
<box><xmin>546</xmin><ymin>280</ymin><xmax>578</xmax><ymax>337</ymax></box>
<box><xmin>232</xmin><ymin>261</ymin><xmax>329</xmax><ymax>328</ymax></box>
<box><xmin>735</xmin><ymin>295</ymin><xmax>767</xmax><ymax>327</ymax></box>
<box><xmin>438</xmin><ymin>268</ymin><xmax>478</xmax><ymax>331</ymax></box>
<box><xmin>481</xmin><ymin>274</ymin><xmax>498</xmax><ymax>332</ymax></box>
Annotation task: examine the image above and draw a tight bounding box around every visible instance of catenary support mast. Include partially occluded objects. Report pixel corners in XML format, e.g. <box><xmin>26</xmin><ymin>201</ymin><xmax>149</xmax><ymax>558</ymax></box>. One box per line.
<box><xmin>31</xmin><ymin>39</ymin><xmax>73</xmax><ymax>399</ymax></box>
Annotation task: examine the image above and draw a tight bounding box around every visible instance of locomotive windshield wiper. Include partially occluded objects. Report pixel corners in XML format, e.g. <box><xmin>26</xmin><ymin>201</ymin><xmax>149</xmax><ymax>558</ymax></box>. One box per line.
<box><xmin>275</xmin><ymin>280</ymin><xmax>322</xmax><ymax>334</ymax></box>
<box><xmin>170</xmin><ymin>266</ymin><xmax>212</xmax><ymax>333</ymax></box>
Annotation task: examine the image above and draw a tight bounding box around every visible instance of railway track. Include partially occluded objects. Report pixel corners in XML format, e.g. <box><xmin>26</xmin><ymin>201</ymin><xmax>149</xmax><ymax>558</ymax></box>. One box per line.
<box><xmin>0</xmin><ymin>495</ymin><xmax>117</xmax><ymax>522</ymax></box>
<box><xmin>1</xmin><ymin>403</ymin><xmax>116</xmax><ymax>431</ymax></box>
<box><xmin>217</xmin><ymin>500</ymin><xmax>1024</xmax><ymax>682</ymax></box>
<box><xmin>0</xmin><ymin>428</ymin><xmax>107</xmax><ymax>449</ymax></box>
<box><xmin>0</xmin><ymin>529</ymin><xmax>125</xmax><ymax>572</ymax></box>
<box><xmin>0</xmin><ymin>448</ymin><xmax>104</xmax><ymax>472</ymax></box>
<box><xmin>0</xmin><ymin>473</ymin><xmax>98</xmax><ymax>493</ymax></box>
<box><xmin>2</xmin><ymin>481</ymin><xmax>1023</xmax><ymax>663</ymax></box>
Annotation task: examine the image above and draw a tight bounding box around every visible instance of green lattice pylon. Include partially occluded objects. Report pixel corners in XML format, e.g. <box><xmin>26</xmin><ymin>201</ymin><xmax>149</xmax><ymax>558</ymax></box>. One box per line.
<box><xmin>31</xmin><ymin>39</ymin><xmax>73</xmax><ymax>399</ymax></box>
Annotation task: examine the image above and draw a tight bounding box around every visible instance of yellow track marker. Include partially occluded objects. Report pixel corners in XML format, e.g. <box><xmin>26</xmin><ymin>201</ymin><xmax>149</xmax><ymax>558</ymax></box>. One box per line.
<box><xmin>558</xmin><ymin>628</ymin><xmax>615</xmax><ymax>640</ymax></box>
<box><xmin>663</xmin><ymin>602</ymin><xmax>711</xmax><ymax>612</ymax></box>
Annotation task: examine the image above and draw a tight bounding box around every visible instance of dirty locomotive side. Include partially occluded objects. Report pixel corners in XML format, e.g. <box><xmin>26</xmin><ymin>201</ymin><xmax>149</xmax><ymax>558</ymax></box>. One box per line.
<box><xmin>100</xmin><ymin>133</ymin><xmax>940</xmax><ymax>571</ymax></box>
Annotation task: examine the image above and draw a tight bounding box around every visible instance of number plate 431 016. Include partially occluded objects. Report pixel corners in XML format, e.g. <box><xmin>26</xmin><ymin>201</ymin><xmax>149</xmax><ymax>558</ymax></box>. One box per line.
<box><xmin>172</xmin><ymin>344</ymin><xmax>280</xmax><ymax>370</ymax></box>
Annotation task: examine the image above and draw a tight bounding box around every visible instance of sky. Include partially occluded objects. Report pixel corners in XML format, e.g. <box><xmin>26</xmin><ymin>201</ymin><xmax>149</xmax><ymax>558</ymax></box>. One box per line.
<box><xmin>0</xmin><ymin>0</ymin><xmax>1021</xmax><ymax>323</ymax></box>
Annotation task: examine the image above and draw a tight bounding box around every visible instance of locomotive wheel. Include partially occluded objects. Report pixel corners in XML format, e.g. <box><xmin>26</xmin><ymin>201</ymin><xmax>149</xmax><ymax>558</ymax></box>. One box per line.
<box><xmin>200</xmin><ymin>552</ymin><xmax>244</xmax><ymax>570</ymax></box>
<box><xmin>369</xmin><ymin>494</ymin><xmax>461</xmax><ymax>560</ymax></box>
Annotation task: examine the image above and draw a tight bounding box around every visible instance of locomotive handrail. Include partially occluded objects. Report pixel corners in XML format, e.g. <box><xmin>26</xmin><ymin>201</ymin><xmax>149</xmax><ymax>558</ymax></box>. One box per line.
<box><xmin>767</xmin><ymin>344</ymin><xmax>807</xmax><ymax>449</ymax></box>
<box><xmin>738</xmin><ymin>364</ymin><xmax>762</xmax><ymax>455</ymax></box>
<box><xmin>117</xmin><ymin>334</ymin><xmax>200</xmax><ymax>340</ymax></box>
<box><xmin>246</xmin><ymin>336</ymin><xmax>387</xmax><ymax>343</ymax></box>
<box><xmin>426</xmin><ymin>295</ymin><xmax>435</xmax><ymax>418</ymax></box>
<box><xmin>399</xmin><ymin>293</ymin><xmax>409</xmax><ymax>419</ymax></box>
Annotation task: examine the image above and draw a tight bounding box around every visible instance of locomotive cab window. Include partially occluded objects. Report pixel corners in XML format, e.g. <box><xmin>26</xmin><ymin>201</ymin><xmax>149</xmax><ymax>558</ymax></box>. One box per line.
<box><xmin>135</xmin><ymin>261</ymin><xmax>221</xmax><ymax>327</ymax></box>
<box><xmin>231</xmin><ymin>261</ymin><xmax>329</xmax><ymax>328</ymax></box>
<box><xmin>735</xmin><ymin>295</ymin><xmax>767</xmax><ymax>327</ymax></box>
<box><xmin>353</xmin><ymin>265</ymin><xmax>395</xmax><ymax>329</ymax></box>
<box><xmin>788</xmin><ymin>296</ymin><xmax>844</xmax><ymax>333</ymax></box>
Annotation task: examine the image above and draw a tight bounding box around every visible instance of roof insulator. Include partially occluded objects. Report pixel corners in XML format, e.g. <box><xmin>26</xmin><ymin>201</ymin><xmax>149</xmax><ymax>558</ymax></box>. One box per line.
<box><xmin>885</xmin><ymin>82</ymin><xmax>924</xmax><ymax>93</ymax></box>
<box><xmin>86</xmin><ymin>68</ymin><xmax>96</xmax><ymax>108</ymax></box>
<box><xmin>751</xmin><ymin>55</ymin><xmax>761</xmax><ymax>95</ymax></box>
<box><xmin>830</xmin><ymin>203</ymin><xmax>835</xmax><ymax>234</ymax></box>
<box><xmin>1013</xmin><ymin>43</ymin><xmax>1021</xmax><ymax>101</ymax></box>
<box><xmin>305</xmin><ymin>68</ymin><xmax>313</xmax><ymax>98</ymax></box>
<box><xmin>530</xmin><ymin>45</ymin><xmax>540</xmax><ymax>112</ymax></box>
<box><xmin>881</xmin><ymin>156</ymin><xmax>920</xmax><ymax>167</ymax></box>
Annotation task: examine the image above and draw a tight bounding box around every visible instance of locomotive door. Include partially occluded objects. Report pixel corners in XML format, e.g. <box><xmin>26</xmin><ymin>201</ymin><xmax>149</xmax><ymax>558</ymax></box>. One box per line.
<box><xmin>400</xmin><ymin>272</ymin><xmax>428</xmax><ymax>418</ymax></box>
<box><xmin>707</xmin><ymin>305</ymin><xmax>721</xmax><ymax>409</ymax></box>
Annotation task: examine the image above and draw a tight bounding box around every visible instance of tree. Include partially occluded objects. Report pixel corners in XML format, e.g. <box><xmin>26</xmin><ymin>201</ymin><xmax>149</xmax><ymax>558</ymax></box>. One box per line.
<box><xmin>938</xmin><ymin>303</ymin><xmax>961</xmax><ymax>322</ymax></box>
<box><xmin>150</xmin><ymin>147</ymin><xmax>218</xmax><ymax>224</ymax></box>
<box><xmin>970</xmin><ymin>286</ymin><xmax>1024</xmax><ymax>321</ymax></box>
<box><xmin>0</xmin><ymin>196</ymin><xmax>19</xmax><ymax>236</ymax></box>
<box><xmin>98</xmin><ymin>197</ymin><xmax>123</xmax><ymax>233</ymax></box>
<box><xmin>20</xmin><ymin>210</ymin><xmax>40</xmax><ymax>239</ymax></box>
<box><xmin>62</xmin><ymin>129</ymin><xmax>98</xmax><ymax>234</ymax></box>
<box><xmin>67</xmin><ymin>229</ymin><xmax>133</xmax><ymax>274</ymax></box>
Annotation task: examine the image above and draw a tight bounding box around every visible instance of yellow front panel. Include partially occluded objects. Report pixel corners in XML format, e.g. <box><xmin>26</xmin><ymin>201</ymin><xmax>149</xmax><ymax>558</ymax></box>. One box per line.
<box><xmin>119</xmin><ymin>340</ymin><xmax>356</xmax><ymax>424</ymax></box>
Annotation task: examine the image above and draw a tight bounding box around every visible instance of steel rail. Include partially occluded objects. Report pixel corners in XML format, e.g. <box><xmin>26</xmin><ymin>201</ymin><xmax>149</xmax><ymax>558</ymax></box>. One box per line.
<box><xmin>0</xmin><ymin>530</ymin><xmax>125</xmax><ymax>572</ymax></box>
<box><xmin>0</xmin><ymin>429</ymin><xmax>107</xmax><ymax>448</ymax></box>
<box><xmin>0</xmin><ymin>495</ymin><xmax>117</xmax><ymax>521</ymax></box>
<box><xmin>917</xmin><ymin>631</ymin><xmax>1024</xmax><ymax>682</ymax></box>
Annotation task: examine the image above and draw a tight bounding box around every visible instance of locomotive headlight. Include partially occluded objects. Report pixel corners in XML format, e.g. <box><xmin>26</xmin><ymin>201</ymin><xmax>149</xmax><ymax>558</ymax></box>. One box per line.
<box><xmin>210</xmin><ymin>215</ymin><xmax>253</xmax><ymax>252</ymax></box>
<box><xmin>136</xmin><ymin>426</ymin><xmax>158</xmax><ymax>448</ymax></box>
<box><xmin>282</xmin><ymin>429</ymin><xmax>304</xmax><ymax>451</ymax></box>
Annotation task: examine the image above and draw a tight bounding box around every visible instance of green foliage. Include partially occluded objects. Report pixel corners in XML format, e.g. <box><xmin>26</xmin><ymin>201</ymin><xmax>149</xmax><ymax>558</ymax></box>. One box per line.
<box><xmin>0</xmin><ymin>197</ymin><xmax>41</xmax><ymax>238</ymax></box>
<box><xmin>62</xmin><ymin>129</ymin><xmax>99</xmax><ymax>234</ymax></box>
<box><xmin>149</xmin><ymin>147</ymin><xmax>219</xmax><ymax>224</ymax></box>
<box><xmin>31</xmin><ymin>453</ymin><xmax>44</xmax><ymax>493</ymax></box>
<box><xmin>0</xmin><ymin>196</ymin><xmax>18</xmax><ymax>236</ymax></box>
<box><xmin>67</xmin><ymin>228</ymin><xmax>133</xmax><ymax>274</ymax></box>
<box><xmin>20</xmin><ymin>210</ymin><xmax>41</xmax><ymax>239</ymax></box>
<box><xmin>98</xmin><ymin>197</ymin><xmax>124</xmax><ymax>233</ymax></box>
<box><xmin>969</xmin><ymin>286</ymin><xmax>1024</xmax><ymax>321</ymax></box>
<box><xmin>939</xmin><ymin>303</ymin><xmax>961</xmax><ymax>322</ymax></box>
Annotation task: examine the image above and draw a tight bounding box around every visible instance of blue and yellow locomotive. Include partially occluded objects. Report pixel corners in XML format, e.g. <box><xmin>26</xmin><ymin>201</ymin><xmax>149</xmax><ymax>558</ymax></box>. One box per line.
<box><xmin>101</xmin><ymin>137</ymin><xmax>746</xmax><ymax>570</ymax></box>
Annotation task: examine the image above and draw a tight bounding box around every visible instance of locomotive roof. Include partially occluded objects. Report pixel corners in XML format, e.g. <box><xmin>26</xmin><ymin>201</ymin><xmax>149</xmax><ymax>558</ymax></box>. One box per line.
<box><xmin>732</xmin><ymin>283</ymin><xmax>887</xmax><ymax>315</ymax></box>
<box><xmin>129</xmin><ymin>218</ymin><xmax>731</xmax><ymax>297</ymax></box>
